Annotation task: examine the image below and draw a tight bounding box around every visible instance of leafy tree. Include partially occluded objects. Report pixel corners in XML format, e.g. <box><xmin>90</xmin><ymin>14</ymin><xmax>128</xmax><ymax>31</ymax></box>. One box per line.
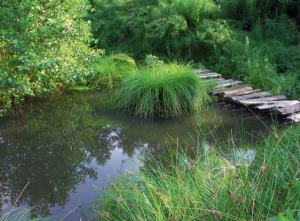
<box><xmin>0</xmin><ymin>0</ymin><xmax>102</xmax><ymax>115</ymax></box>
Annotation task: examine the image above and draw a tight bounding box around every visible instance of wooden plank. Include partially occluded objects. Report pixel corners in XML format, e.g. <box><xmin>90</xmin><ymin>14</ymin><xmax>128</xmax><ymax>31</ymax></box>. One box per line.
<box><xmin>198</xmin><ymin>73</ymin><xmax>222</xmax><ymax>79</ymax></box>
<box><xmin>193</xmin><ymin>68</ymin><xmax>300</xmax><ymax>124</ymax></box>
<box><xmin>199</xmin><ymin>73</ymin><xmax>219</xmax><ymax>76</ymax></box>
<box><xmin>238</xmin><ymin>96</ymin><xmax>287</xmax><ymax>106</ymax></box>
<box><xmin>277</xmin><ymin>103</ymin><xmax>300</xmax><ymax>115</ymax></box>
<box><xmin>286</xmin><ymin>113</ymin><xmax>300</xmax><ymax>122</ymax></box>
<box><xmin>204</xmin><ymin>78</ymin><xmax>231</xmax><ymax>84</ymax></box>
<box><xmin>207</xmin><ymin>77</ymin><xmax>225</xmax><ymax>81</ymax></box>
<box><xmin>194</xmin><ymin>69</ymin><xmax>211</xmax><ymax>74</ymax></box>
<box><xmin>205</xmin><ymin>78</ymin><xmax>226</xmax><ymax>83</ymax></box>
<box><xmin>199</xmin><ymin>72</ymin><xmax>221</xmax><ymax>76</ymax></box>
<box><xmin>223</xmin><ymin>89</ymin><xmax>261</xmax><ymax>98</ymax></box>
<box><xmin>215</xmin><ymin>80</ymin><xmax>243</xmax><ymax>89</ymax></box>
<box><xmin>211</xmin><ymin>85</ymin><xmax>252</xmax><ymax>95</ymax></box>
<box><xmin>255</xmin><ymin>101</ymin><xmax>300</xmax><ymax>110</ymax></box>
<box><xmin>215</xmin><ymin>79</ymin><xmax>236</xmax><ymax>85</ymax></box>
<box><xmin>230</xmin><ymin>92</ymin><xmax>271</xmax><ymax>101</ymax></box>
<box><xmin>198</xmin><ymin>72</ymin><xmax>222</xmax><ymax>78</ymax></box>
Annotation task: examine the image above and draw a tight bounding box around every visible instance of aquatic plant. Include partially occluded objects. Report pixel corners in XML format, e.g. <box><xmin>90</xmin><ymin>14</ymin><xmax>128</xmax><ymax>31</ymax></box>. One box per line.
<box><xmin>88</xmin><ymin>54</ymin><xmax>137</xmax><ymax>89</ymax></box>
<box><xmin>114</xmin><ymin>63</ymin><xmax>211</xmax><ymax>119</ymax></box>
<box><xmin>95</xmin><ymin>125</ymin><xmax>300</xmax><ymax>220</ymax></box>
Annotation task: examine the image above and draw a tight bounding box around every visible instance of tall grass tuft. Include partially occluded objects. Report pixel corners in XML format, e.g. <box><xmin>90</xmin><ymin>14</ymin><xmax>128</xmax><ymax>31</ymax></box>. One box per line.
<box><xmin>96</xmin><ymin>125</ymin><xmax>300</xmax><ymax>220</ymax></box>
<box><xmin>88</xmin><ymin>54</ymin><xmax>137</xmax><ymax>89</ymax></box>
<box><xmin>114</xmin><ymin>63</ymin><xmax>212</xmax><ymax>119</ymax></box>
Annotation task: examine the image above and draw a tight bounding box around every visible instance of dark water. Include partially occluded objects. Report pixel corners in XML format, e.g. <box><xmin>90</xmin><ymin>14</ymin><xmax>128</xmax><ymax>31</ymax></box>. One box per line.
<box><xmin>0</xmin><ymin>92</ymin><xmax>274</xmax><ymax>220</ymax></box>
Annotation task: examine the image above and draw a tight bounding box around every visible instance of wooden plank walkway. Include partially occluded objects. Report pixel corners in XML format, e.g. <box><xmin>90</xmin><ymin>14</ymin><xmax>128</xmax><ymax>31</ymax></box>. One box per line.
<box><xmin>195</xmin><ymin>69</ymin><xmax>300</xmax><ymax>123</ymax></box>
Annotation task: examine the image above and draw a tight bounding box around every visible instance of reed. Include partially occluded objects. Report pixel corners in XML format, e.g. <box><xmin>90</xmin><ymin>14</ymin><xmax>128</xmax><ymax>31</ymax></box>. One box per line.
<box><xmin>96</xmin><ymin>125</ymin><xmax>300</xmax><ymax>220</ymax></box>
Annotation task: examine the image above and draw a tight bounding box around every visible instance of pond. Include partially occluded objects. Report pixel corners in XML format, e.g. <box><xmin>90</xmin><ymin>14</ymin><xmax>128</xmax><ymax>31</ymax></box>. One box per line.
<box><xmin>0</xmin><ymin>92</ymin><xmax>274</xmax><ymax>220</ymax></box>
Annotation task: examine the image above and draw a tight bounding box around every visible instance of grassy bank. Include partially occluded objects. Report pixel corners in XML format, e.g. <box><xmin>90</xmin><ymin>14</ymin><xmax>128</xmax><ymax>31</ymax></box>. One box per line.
<box><xmin>95</xmin><ymin>124</ymin><xmax>300</xmax><ymax>220</ymax></box>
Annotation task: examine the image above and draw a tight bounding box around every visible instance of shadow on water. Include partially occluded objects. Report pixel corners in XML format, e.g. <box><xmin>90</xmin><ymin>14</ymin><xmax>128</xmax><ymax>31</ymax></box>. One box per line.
<box><xmin>0</xmin><ymin>92</ymin><xmax>275</xmax><ymax>220</ymax></box>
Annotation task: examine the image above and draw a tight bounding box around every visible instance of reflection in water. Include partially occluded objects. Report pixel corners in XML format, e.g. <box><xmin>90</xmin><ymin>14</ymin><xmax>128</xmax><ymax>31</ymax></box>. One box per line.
<box><xmin>0</xmin><ymin>95</ymin><xmax>99</xmax><ymax>218</ymax></box>
<box><xmin>0</xmin><ymin>92</ymin><xmax>272</xmax><ymax>219</ymax></box>
<box><xmin>228</xmin><ymin>149</ymin><xmax>257</xmax><ymax>166</ymax></box>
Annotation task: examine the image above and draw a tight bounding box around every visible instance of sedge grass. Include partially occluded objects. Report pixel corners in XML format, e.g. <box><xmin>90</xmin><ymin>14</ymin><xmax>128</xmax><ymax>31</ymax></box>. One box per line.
<box><xmin>95</xmin><ymin>124</ymin><xmax>300</xmax><ymax>220</ymax></box>
<box><xmin>88</xmin><ymin>53</ymin><xmax>137</xmax><ymax>89</ymax></box>
<box><xmin>114</xmin><ymin>63</ymin><xmax>212</xmax><ymax>119</ymax></box>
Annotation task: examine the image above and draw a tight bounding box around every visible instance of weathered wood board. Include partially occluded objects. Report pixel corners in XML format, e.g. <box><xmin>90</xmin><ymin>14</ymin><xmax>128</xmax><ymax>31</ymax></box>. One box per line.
<box><xmin>211</xmin><ymin>85</ymin><xmax>252</xmax><ymax>95</ymax></box>
<box><xmin>206</xmin><ymin>78</ymin><xmax>226</xmax><ymax>82</ymax></box>
<box><xmin>215</xmin><ymin>80</ymin><xmax>242</xmax><ymax>88</ymax></box>
<box><xmin>194</xmin><ymin>69</ymin><xmax>211</xmax><ymax>74</ymax></box>
<box><xmin>223</xmin><ymin>89</ymin><xmax>261</xmax><ymax>98</ymax></box>
<box><xmin>287</xmin><ymin>113</ymin><xmax>300</xmax><ymax>122</ymax></box>
<box><xmin>216</xmin><ymin>79</ymin><xmax>236</xmax><ymax>84</ymax></box>
<box><xmin>237</xmin><ymin>96</ymin><xmax>287</xmax><ymax>105</ymax></box>
<box><xmin>255</xmin><ymin>101</ymin><xmax>300</xmax><ymax>110</ymax></box>
<box><xmin>277</xmin><ymin>103</ymin><xmax>300</xmax><ymax>115</ymax></box>
<box><xmin>198</xmin><ymin>73</ymin><xmax>222</xmax><ymax>79</ymax></box>
<box><xmin>198</xmin><ymin>69</ymin><xmax>300</xmax><ymax>123</ymax></box>
<box><xmin>230</xmin><ymin>92</ymin><xmax>271</xmax><ymax>101</ymax></box>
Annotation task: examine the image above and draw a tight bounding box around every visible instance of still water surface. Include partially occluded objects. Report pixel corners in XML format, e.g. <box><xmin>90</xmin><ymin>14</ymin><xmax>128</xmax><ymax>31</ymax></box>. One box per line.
<box><xmin>0</xmin><ymin>92</ymin><xmax>274</xmax><ymax>220</ymax></box>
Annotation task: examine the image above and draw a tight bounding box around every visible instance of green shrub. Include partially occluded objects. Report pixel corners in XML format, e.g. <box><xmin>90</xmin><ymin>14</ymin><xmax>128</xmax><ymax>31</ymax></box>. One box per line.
<box><xmin>173</xmin><ymin>0</ymin><xmax>219</xmax><ymax>27</ymax></box>
<box><xmin>87</xmin><ymin>0</ymin><xmax>226</xmax><ymax>60</ymax></box>
<box><xmin>88</xmin><ymin>54</ymin><xmax>137</xmax><ymax>89</ymax></box>
<box><xmin>86</xmin><ymin>0</ymin><xmax>154</xmax><ymax>56</ymax></box>
<box><xmin>0</xmin><ymin>0</ymin><xmax>100</xmax><ymax>115</ymax></box>
<box><xmin>278</xmin><ymin>72</ymin><xmax>300</xmax><ymax>98</ymax></box>
<box><xmin>143</xmin><ymin>54</ymin><xmax>164</xmax><ymax>67</ymax></box>
<box><xmin>114</xmin><ymin>63</ymin><xmax>211</xmax><ymax>119</ymax></box>
<box><xmin>216</xmin><ymin>0</ymin><xmax>255</xmax><ymax>29</ymax></box>
<box><xmin>246</xmin><ymin>54</ymin><xmax>282</xmax><ymax>94</ymax></box>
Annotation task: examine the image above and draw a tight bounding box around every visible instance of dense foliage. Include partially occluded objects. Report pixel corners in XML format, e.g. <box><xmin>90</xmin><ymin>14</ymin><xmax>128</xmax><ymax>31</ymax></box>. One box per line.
<box><xmin>87</xmin><ymin>0</ymin><xmax>300</xmax><ymax>97</ymax></box>
<box><xmin>0</xmin><ymin>0</ymin><xmax>102</xmax><ymax>115</ymax></box>
<box><xmin>1</xmin><ymin>0</ymin><xmax>300</xmax><ymax>114</ymax></box>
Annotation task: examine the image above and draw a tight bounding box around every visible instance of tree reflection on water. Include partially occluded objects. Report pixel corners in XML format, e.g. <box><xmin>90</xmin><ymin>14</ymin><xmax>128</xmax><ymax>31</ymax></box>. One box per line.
<box><xmin>0</xmin><ymin>93</ymin><xmax>180</xmax><ymax>218</ymax></box>
<box><xmin>0</xmin><ymin>94</ymin><xmax>100</xmax><ymax>217</ymax></box>
<box><xmin>0</xmin><ymin>92</ymin><xmax>269</xmax><ymax>219</ymax></box>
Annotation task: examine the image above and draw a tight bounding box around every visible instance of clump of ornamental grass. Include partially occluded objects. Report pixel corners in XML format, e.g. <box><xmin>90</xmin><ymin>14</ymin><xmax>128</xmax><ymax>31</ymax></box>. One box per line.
<box><xmin>95</xmin><ymin>125</ymin><xmax>300</xmax><ymax>221</ymax></box>
<box><xmin>114</xmin><ymin>63</ymin><xmax>212</xmax><ymax>119</ymax></box>
<box><xmin>88</xmin><ymin>54</ymin><xmax>137</xmax><ymax>89</ymax></box>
